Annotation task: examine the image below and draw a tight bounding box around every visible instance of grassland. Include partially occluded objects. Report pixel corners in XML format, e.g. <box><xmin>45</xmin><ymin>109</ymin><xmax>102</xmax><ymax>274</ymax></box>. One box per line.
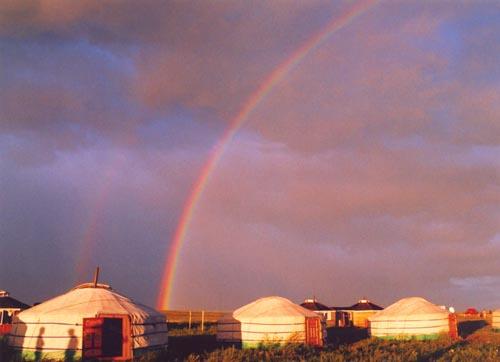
<box><xmin>161</xmin><ymin>316</ymin><xmax>500</xmax><ymax>361</ymax></box>
<box><xmin>2</xmin><ymin>316</ymin><xmax>500</xmax><ymax>361</ymax></box>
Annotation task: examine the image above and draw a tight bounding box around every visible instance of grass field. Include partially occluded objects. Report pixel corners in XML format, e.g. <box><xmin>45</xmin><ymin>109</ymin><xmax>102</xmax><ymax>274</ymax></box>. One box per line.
<box><xmin>159</xmin><ymin>315</ymin><xmax>500</xmax><ymax>361</ymax></box>
<box><xmin>2</xmin><ymin>316</ymin><xmax>500</xmax><ymax>361</ymax></box>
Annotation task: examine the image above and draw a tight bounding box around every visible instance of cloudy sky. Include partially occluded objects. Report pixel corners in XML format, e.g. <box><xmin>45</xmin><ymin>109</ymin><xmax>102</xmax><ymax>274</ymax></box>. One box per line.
<box><xmin>1</xmin><ymin>0</ymin><xmax>499</xmax><ymax>311</ymax></box>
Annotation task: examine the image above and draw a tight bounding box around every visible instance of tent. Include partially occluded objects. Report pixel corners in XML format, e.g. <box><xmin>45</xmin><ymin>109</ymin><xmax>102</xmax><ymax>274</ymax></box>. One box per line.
<box><xmin>217</xmin><ymin>296</ymin><xmax>325</xmax><ymax>348</ymax></box>
<box><xmin>369</xmin><ymin>297</ymin><xmax>451</xmax><ymax>340</ymax></box>
<box><xmin>0</xmin><ymin>290</ymin><xmax>30</xmax><ymax>335</ymax></box>
<box><xmin>8</xmin><ymin>282</ymin><xmax>168</xmax><ymax>360</ymax></box>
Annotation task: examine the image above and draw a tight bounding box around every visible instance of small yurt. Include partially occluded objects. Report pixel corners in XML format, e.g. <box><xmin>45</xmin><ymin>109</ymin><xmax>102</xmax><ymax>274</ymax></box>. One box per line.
<box><xmin>369</xmin><ymin>297</ymin><xmax>451</xmax><ymax>340</ymax></box>
<box><xmin>0</xmin><ymin>290</ymin><xmax>30</xmax><ymax>335</ymax></box>
<box><xmin>217</xmin><ymin>296</ymin><xmax>325</xmax><ymax>348</ymax></box>
<box><xmin>344</xmin><ymin>298</ymin><xmax>383</xmax><ymax>328</ymax></box>
<box><xmin>8</xmin><ymin>282</ymin><xmax>168</xmax><ymax>360</ymax></box>
<box><xmin>300</xmin><ymin>298</ymin><xmax>334</xmax><ymax>322</ymax></box>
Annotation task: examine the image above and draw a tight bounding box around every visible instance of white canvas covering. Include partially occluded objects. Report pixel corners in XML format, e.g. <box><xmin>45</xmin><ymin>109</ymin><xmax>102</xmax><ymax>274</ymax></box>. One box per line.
<box><xmin>217</xmin><ymin>296</ymin><xmax>325</xmax><ymax>347</ymax></box>
<box><xmin>369</xmin><ymin>297</ymin><xmax>450</xmax><ymax>339</ymax></box>
<box><xmin>8</xmin><ymin>283</ymin><xmax>167</xmax><ymax>359</ymax></box>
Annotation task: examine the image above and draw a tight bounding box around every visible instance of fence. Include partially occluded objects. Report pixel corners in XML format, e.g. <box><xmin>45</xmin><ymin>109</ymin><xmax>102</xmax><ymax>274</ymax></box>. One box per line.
<box><xmin>161</xmin><ymin>310</ymin><xmax>229</xmax><ymax>331</ymax></box>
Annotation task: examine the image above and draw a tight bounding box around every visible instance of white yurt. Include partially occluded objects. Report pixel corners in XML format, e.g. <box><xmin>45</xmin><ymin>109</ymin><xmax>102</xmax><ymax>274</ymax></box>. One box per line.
<box><xmin>217</xmin><ymin>296</ymin><xmax>325</xmax><ymax>348</ymax></box>
<box><xmin>8</xmin><ymin>282</ymin><xmax>168</xmax><ymax>360</ymax></box>
<box><xmin>369</xmin><ymin>297</ymin><xmax>451</xmax><ymax>340</ymax></box>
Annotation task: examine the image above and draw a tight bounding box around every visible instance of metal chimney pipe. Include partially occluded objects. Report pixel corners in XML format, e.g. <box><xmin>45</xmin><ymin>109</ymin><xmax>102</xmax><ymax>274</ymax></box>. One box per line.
<box><xmin>93</xmin><ymin>266</ymin><xmax>100</xmax><ymax>287</ymax></box>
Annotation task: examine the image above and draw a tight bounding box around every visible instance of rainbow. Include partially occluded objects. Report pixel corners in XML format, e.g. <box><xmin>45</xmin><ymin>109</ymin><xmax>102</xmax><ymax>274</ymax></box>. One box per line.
<box><xmin>157</xmin><ymin>0</ymin><xmax>377</xmax><ymax>309</ymax></box>
<box><xmin>75</xmin><ymin>134</ymin><xmax>139</xmax><ymax>283</ymax></box>
<box><xmin>75</xmin><ymin>160</ymin><xmax>123</xmax><ymax>282</ymax></box>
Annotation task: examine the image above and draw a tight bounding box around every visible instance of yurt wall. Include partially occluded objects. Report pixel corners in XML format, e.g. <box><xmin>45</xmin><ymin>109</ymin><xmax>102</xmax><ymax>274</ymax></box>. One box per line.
<box><xmin>369</xmin><ymin>297</ymin><xmax>450</xmax><ymax>340</ymax></box>
<box><xmin>217</xmin><ymin>296</ymin><xmax>325</xmax><ymax>348</ymax></box>
<box><xmin>8</xmin><ymin>283</ymin><xmax>168</xmax><ymax>360</ymax></box>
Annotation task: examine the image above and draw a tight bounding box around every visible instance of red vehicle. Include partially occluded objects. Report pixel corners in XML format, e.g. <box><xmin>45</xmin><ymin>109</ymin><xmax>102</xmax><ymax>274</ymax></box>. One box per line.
<box><xmin>465</xmin><ymin>307</ymin><xmax>479</xmax><ymax>315</ymax></box>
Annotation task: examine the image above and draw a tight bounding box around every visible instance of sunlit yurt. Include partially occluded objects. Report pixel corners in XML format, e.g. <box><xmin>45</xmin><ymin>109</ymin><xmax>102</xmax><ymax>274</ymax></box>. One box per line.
<box><xmin>369</xmin><ymin>297</ymin><xmax>451</xmax><ymax>340</ymax></box>
<box><xmin>217</xmin><ymin>296</ymin><xmax>325</xmax><ymax>348</ymax></box>
<box><xmin>8</xmin><ymin>282</ymin><xmax>168</xmax><ymax>360</ymax></box>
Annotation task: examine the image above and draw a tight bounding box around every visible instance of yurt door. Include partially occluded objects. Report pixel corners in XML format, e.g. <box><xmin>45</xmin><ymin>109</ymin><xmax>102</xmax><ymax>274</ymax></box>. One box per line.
<box><xmin>305</xmin><ymin>317</ymin><xmax>323</xmax><ymax>347</ymax></box>
<box><xmin>83</xmin><ymin>314</ymin><xmax>132</xmax><ymax>360</ymax></box>
<box><xmin>83</xmin><ymin>318</ymin><xmax>103</xmax><ymax>358</ymax></box>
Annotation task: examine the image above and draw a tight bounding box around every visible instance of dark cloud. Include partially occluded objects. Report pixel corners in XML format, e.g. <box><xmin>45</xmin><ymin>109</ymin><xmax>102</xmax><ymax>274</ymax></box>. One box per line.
<box><xmin>0</xmin><ymin>1</ymin><xmax>499</xmax><ymax>310</ymax></box>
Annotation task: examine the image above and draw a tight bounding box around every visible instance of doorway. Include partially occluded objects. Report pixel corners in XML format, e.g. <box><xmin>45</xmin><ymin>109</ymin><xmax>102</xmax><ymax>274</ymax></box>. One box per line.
<box><xmin>102</xmin><ymin>318</ymin><xmax>123</xmax><ymax>357</ymax></box>
<box><xmin>305</xmin><ymin>317</ymin><xmax>323</xmax><ymax>346</ymax></box>
<box><xmin>83</xmin><ymin>315</ymin><xmax>131</xmax><ymax>360</ymax></box>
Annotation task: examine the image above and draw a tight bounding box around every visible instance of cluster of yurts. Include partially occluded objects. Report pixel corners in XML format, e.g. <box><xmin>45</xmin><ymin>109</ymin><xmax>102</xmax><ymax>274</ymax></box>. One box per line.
<box><xmin>217</xmin><ymin>295</ymin><xmax>457</xmax><ymax>348</ymax></box>
<box><xmin>4</xmin><ymin>280</ymin><xmax>500</xmax><ymax>359</ymax></box>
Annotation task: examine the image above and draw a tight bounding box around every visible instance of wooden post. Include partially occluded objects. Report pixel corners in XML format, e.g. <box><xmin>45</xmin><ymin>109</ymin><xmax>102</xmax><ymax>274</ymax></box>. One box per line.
<box><xmin>201</xmin><ymin>310</ymin><xmax>205</xmax><ymax>332</ymax></box>
<box><xmin>188</xmin><ymin>311</ymin><xmax>192</xmax><ymax>330</ymax></box>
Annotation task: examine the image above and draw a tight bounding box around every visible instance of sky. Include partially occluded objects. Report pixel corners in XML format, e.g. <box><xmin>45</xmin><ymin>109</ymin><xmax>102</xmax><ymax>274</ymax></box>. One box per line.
<box><xmin>0</xmin><ymin>0</ymin><xmax>499</xmax><ymax>311</ymax></box>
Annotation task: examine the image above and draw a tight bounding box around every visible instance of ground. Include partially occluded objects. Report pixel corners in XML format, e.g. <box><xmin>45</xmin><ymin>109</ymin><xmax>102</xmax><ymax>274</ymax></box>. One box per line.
<box><xmin>2</xmin><ymin>316</ymin><xmax>500</xmax><ymax>361</ymax></box>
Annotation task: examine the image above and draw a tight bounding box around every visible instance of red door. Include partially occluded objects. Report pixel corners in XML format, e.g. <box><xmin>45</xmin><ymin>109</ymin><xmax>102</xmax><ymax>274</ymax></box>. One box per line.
<box><xmin>83</xmin><ymin>318</ymin><xmax>103</xmax><ymax>358</ymax></box>
<box><xmin>305</xmin><ymin>317</ymin><xmax>323</xmax><ymax>347</ymax></box>
<box><xmin>448</xmin><ymin>314</ymin><xmax>458</xmax><ymax>339</ymax></box>
<box><xmin>83</xmin><ymin>315</ymin><xmax>132</xmax><ymax>360</ymax></box>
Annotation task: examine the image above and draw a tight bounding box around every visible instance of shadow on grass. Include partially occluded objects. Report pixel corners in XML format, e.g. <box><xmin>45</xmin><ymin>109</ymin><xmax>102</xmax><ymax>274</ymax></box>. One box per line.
<box><xmin>327</xmin><ymin>327</ymin><xmax>369</xmax><ymax>345</ymax></box>
<box><xmin>167</xmin><ymin>334</ymin><xmax>221</xmax><ymax>360</ymax></box>
<box><xmin>458</xmin><ymin>320</ymin><xmax>487</xmax><ymax>339</ymax></box>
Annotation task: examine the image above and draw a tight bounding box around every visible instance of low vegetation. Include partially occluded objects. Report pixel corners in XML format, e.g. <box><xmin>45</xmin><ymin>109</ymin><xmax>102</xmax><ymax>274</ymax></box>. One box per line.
<box><xmin>3</xmin><ymin>320</ymin><xmax>500</xmax><ymax>361</ymax></box>
<box><xmin>0</xmin><ymin>336</ymin><xmax>17</xmax><ymax>362</ymax></box>
<box><xmin>136</xmin><ymin>334</ymin><xmax>500</xmax><ymax>362</ymax></box>
<box><xmin>162</xmin><ymin>322</ymin><xmax>500</xmax><ymax>362</ymax></box>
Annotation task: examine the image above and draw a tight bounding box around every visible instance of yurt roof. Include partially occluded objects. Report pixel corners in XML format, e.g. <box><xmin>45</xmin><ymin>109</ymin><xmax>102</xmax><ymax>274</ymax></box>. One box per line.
<box><xmin>15</xmin><ymin>283</ymin><xmax>163</xmax><ymax>324</ymax></box>
<box><xmin>0</xmin><ymin>290</ymin><xmax>30</xmax><ymax>310</ymax></box>
<box><xmin>71</xmin><ymin>282</ymin><xmax>112</xmax><ymax>290</ymax></box>
<box><xmin>300</xmin><ymin>298</ymin><xmax>330</xmax><ymax>311</ymax></box>
<box><xmin>369</xmin><ymin>297</ymin><xmax>447</xmax><ymax>321</ymax></box>
<box><xmin>347</xmin><ymin>299</ymin><xmax>383</xmax><ymax>311</ymax></box>
<box><xmin>232</xmin><ymin>296</ymin><xmax>319</xmax><ymax>320</ymax></box>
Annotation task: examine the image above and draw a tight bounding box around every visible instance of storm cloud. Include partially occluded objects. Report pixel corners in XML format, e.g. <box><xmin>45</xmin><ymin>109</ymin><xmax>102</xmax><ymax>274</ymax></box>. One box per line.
<box><xmin>0</xmin><ymin>1</ymin><xmax>499</xmax><ymax>310</ymax></box>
